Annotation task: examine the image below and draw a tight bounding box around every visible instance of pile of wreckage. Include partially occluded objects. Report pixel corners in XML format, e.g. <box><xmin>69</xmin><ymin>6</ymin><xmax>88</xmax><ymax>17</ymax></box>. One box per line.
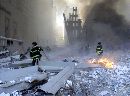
<box><xmin>0</xmin><ymin>50</ymin><xmax>99</xmax><ymax>96</ymax></box>
<box><xmin>0</xmin><ymin>58</ymin><xmax>76</xmax><ymax>96</ymax></box>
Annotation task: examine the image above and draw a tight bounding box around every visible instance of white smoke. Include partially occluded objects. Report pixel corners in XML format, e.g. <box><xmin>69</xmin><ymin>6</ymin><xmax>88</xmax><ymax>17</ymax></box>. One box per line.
<box><xmin>54</xmin><ymin>0</ymin><xmax>130</xmax><ymax>23</ymax></box>
<box><xmin>54</xmin><ymin>0</ymin><xmax>103</xmax><ymax>22</ymax></box>
<box><xmin>54</xmin><ymin>0</ymin><xmax>130</xmax><ymax>50</ymax></box>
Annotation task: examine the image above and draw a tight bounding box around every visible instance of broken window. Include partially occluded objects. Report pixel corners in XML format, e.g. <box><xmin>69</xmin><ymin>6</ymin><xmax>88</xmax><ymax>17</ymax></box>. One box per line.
<box><xmin>7</xmin><ymin>40</ymin><xmax>13</xmax><ymax>46</ymax></box>
<box><xmin>7</xmin><ymin>40</ymin><xmax>10</xmax><ymax>46</ymax></box>
<box><xmin>12</xmin><ymin>22</ymin><xmax>17</xmax><ymax>38</ymax></box>
<box><xmin>5</xmin><ymin>17</ymin><xmax>10</xmax><ymax>37</ymax></box>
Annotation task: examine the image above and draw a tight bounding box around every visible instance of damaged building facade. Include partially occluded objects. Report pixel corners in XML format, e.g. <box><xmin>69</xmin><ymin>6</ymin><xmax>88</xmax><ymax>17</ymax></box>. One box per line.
<box><xmin>0</xmin><ymin>0</ymin><xmax>24</xmax><ymax>52</ymax></box>
<box><xmin>63</xmin><ymin>7</ymin><xmax>86</xmax><ymax>45</ymax></box>
<box><xmin>0</xmin><ymin>0</ymin><xmax>55</xmax><ymax>53</ymax></box>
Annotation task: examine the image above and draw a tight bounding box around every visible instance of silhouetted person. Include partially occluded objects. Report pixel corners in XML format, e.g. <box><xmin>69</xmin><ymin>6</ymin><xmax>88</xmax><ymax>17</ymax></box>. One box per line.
<box><xmin>96</xmin><ymin>42</ymin><xmax>103</xmax><ymax>56</ymax></box>
<box><xmin>30</xmin><ymin>42</ymin><xmax>43</xmax><ymax>66</ymax></box>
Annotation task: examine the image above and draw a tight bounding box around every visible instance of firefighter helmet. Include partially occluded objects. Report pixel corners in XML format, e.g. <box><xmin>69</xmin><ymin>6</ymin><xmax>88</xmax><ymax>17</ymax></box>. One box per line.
<box><xmin>98</xmin><ymin>42</ymin><xmax>101</xmax><ymax>45</ymax></box>
<box><xmin>32</xmin><ymin>42</ymin><xmax>37</xmax><ymax>46</ymax></box>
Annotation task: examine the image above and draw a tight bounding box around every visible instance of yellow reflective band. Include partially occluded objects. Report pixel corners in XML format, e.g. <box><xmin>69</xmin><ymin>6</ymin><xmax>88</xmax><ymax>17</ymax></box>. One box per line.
<box><xmin>30</xmin><ymin>51</ymin><xmax>33</xmax><ymax>53</ymax></box>
<box><xmin>32</xmin><ymin>55</ymin><xmax>40</xmax><ymax>59</ymax></box>
<box><xmin>97</xmin><ymin>48</ymin><xmax>101</xmax><ymax>49</ymax></box>
<box><xmin>31</xmin><ymin>50</ymin><xmax>39</xmax><ymax>53</ymax></box>
<box><xmin>97</xmin><ymin>51</ymin><xmax>102</xmax><ymax>53</ymax></box>
<box><xmin>34</xmin><ymin>58</ymin><xmax>39</xmax><ymax>60</ymax></box>
<box><xmin>97</xmin><ymin>51</ymin><xmax>101</xmax><ymax>54</ymax></box>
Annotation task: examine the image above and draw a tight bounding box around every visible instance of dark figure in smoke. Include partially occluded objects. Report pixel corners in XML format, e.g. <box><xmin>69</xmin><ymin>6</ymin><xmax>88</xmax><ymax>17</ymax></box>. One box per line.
<box><xmin>30</xmin><ymin>42</ymin><xmax>43</xmax><ymax>66</ymax></box>
<box><xmin>96</xmin><ymin>42</ymin><xmax>103</xmax><ymax>56</ymax></box>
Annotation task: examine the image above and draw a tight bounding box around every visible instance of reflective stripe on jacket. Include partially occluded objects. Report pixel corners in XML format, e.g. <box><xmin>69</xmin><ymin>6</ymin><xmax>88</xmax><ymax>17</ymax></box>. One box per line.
<box><xmin>30</xmin><ymin>45</ymin><xmax>43</xmax><ymax>59</ymax></box>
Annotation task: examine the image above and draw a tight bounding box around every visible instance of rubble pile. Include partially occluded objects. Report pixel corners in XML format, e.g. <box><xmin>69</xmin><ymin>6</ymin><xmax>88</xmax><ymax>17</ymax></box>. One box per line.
<box><xmin>73</xmin><ymin>64</ymin><xmax>130</xmax><ymax>96</ymax></box>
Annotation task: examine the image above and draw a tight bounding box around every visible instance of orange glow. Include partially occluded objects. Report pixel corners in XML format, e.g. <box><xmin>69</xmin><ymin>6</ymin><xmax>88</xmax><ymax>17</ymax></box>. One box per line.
<box><xmin>88</xmin><ymin>58</ymin><xmax>114</xmax><ymax>69</ymax></box>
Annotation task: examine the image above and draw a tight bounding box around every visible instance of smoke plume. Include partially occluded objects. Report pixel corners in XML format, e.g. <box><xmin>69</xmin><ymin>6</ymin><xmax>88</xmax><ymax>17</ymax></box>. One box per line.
<box><xmin>83</xmin><ymin>0</ymin><xmax>130</xmax><ymax>50</ymax></box>
<box><xmin>54</xmin><ymin>0</ymin><xmax>104</xmax><ymax>22</ymax></box>
<box><xmin>54</xmin><ymin>0</ymin><xmax>130</xmax><ymax>50</ymax></box>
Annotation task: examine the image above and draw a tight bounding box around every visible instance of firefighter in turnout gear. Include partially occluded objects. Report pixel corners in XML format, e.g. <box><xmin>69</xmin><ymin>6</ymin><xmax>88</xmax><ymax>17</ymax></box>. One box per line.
<box><xmin>30</xmin><ymin>42</ymin><xmax>43</xmax><ymax>66</ymax></box>
<box><xmin>96</xmin><ymin>42</ymin><xmax>103</xmax><ymax>56</ymax></box>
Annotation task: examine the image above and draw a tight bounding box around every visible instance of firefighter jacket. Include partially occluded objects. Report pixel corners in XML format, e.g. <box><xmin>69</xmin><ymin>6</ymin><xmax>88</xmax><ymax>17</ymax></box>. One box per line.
<box><xmin>96</xmin><ymin>45</ymin><xmax>103</xmax><ymax>55</ymax></box>
<box><xmin>30</xmin><ymin>45</ymin><xmax>43</xmax><ymax>60</ymax></box>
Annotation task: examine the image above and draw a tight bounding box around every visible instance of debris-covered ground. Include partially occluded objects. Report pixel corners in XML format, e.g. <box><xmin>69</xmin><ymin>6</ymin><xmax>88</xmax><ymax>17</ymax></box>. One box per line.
<box><xmin>72</xmin><ymin>51</ymin><xmax>130</xmax><ymax>96</ymax></box>
<box><xmin>1</xmin><ymin>50</ymin><xmax>130</xmax><ymax>96</ymax></box>
<box><xmin>73</xmin><ymin>66</ymin><xmax>130</xmax><ymax>96</ymax></box>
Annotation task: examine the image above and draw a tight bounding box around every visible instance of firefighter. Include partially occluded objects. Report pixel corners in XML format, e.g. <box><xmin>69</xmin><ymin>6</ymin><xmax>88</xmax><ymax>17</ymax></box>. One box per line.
<box><xmin>96</xmin><ymin>42</ymin><xmax>103</xmax><ymax>56</ymax></box>
<box><xmin>30</xmin><ymin>42</ymin><xmax>43</xmax><ymax>66</ymax></box>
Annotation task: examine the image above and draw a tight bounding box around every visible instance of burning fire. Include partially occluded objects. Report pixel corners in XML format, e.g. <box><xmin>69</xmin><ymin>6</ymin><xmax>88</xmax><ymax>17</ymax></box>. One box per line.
<box><xmin>88</xmin><ymin>58</ymin><xmax>114</xmax><ymax>68</ymax></box>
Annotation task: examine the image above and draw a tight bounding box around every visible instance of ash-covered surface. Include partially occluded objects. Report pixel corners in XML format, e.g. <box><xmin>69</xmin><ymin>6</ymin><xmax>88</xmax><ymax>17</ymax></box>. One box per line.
<box><xmin>1</xmin><ymin>51</ymin><xmax>130</xmax><ymax>96</ymax></box>
<box><xmin>73</xmin><ymin>65</ymin><xmax>130</xmax><ymax>96</ymax></box>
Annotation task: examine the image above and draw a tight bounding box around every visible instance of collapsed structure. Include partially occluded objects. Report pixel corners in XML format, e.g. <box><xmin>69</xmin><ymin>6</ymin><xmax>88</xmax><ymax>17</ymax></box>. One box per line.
<box><xmin>63</xmin><ymin>7</ymin><xmax>86</xmax><ymax>45</ymax></box>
